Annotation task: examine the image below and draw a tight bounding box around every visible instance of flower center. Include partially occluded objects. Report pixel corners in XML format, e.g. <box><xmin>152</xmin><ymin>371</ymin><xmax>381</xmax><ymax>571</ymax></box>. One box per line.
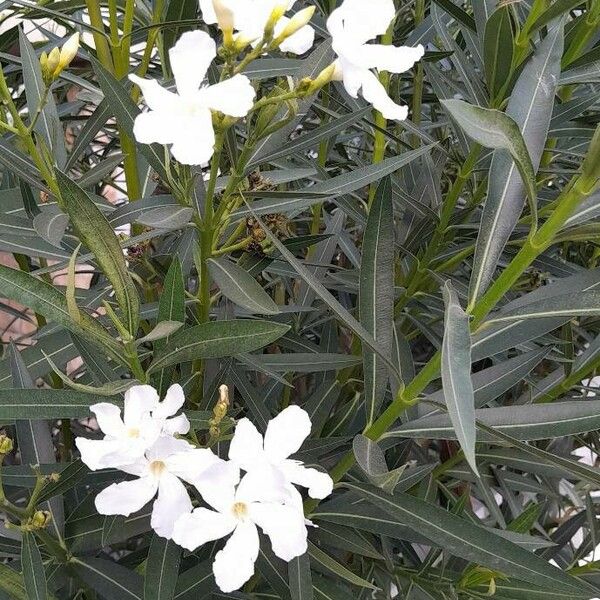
<box><xmin>232</xmin><ymin>502</ymin><xmax>248</xmax><ymax>519</ymax></box>
<box><xmin>149</xmin><ymin>460</ymin><xmax>166</xmax><ymax>477</ymax></box>
<box><xmin>127</xmin><ymin>427</ymin><xmax>141</xmax><ymax>438</ymax></box>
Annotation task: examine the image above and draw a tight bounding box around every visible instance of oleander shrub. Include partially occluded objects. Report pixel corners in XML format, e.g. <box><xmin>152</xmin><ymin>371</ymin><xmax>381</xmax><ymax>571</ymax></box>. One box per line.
<box><xmin>1</xmin><ymin>0</ymin><xmax>600</xmax><ymax>598</ymax></box>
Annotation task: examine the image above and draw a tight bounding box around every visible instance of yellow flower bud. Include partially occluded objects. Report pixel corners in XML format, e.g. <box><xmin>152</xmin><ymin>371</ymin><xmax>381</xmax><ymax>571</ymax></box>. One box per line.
<box><xmin>265</xmin><ymin>1</ymin><xmax>288</xmax><ymax>37</ymax></box>
<box><xmin>276</xmin><ymin>6</ymin><xmax>315</xmax><ymax>42</ymax></box>
<box><xmin>43</xmin><ymin>47</ymin><xmax>60</xmax><ymax>83</ymax></box>
<box><xmin>0</xmin><ymin>434</ymin><xmax>13</xmax><ymax>455</ymax></box>
<box><xmin>30</xmin><ymin>510</ymin><xmax>52</xmax><ymax>530</ymax></box>
<box><xmin>212</xmin><ymin>0</ymin><xmax>235</xmax><ymax>46</ymax></box>
<box><xmin>57</xmin><ymin>32</ymin><xmax>80</xmax><ymax>73</ymax></box>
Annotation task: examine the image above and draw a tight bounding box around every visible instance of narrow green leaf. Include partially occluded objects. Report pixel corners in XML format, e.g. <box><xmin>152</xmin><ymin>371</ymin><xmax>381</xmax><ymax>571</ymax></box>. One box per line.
<box><xmin>0</xmin><ymin>389</ymin><xmax>119</xmax><ymax>419</ymax></box>
<box><xmin>308</xmin><ymin>542</ymin><xmax>377</xmax><ymax>590</ymax></box>
<box><xmin>144</xmin><ymin>535</ymin><xmax>181</xmax><ymax>600</ymax></box>
<box><xmin>148</xmin><ymin>320</ymin><xmax>290</xmax><ymax>373</ymax></box>
<box><xmin>289</xmin><ymin>553</ymin><xmax>313</xmax><ymax>600</ymax></box>
<box><xmin>55</xmin><ymin>170</ymin><xmax>140</xmax><ymax>335</ymax></box>
<box><xmin>360</xmin><ymin>176</ymin><xmax>394</xmax><ymax>425</ymax></box>
<box><xmin>389</xmin><ymin>399</ymin><xmax>600</xmax><ymax>441</ymax></box>
<box><xmin>21</xmin><ymin>531</ymin><xmax>48</xmax><ymax>600</ymax></box>
<box><xmin>32</xmin><ymin>205</ymin><xmax>69</xmax><ymax>248</ymax></box>
<box><xmin>441</xmin><ymin>281</ymin><xmax>477</xmax><ymax>475</ymax></box>
<box><xmin>71</xmin><ymin>557</ymin><xmax>143</xmax><ymax>600</ymax></box>
<box><xmin>469</xmin><ymin>21</ymin><xmax>564</xmax><ymax>301</ymax></box>
<box><xmin>345</xmin><ymin>482</ymin><xmax>592</xmax><ymax>595</ymax></box>
<box><xmin>442</xmin><ymin>100</ymin><xmax>536</xmax><ymax>210</ymax></box>
<box><xmin>208</xmin><ymin>257</ymin><xmax>280</xmax><ymax>314</ymax></box>
<box><xmin>486</xmin><ymin>290</ymin><xmax>600</xmax><ymax>324</ymax></box>
<box><xmin>152</xmin><ymin>257</ymin><xmax>185</xmax><ymax>395</ymax></box>
<box><xmin>484</xmin><ymin>6</ymin><xmax>514</xmax><ymax>97</ymax></box>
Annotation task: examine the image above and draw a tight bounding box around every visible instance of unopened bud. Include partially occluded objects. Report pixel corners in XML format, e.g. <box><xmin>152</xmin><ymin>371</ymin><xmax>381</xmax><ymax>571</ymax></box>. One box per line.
<box><xmin>0</xmin><ymin>434</ymin><xmax>13</xmax><ymax>455</ymax></box>
<box><xmin>314</xmin><ymin>62</ymin><xmax>338</xmax><ymax>87</ymax></box>
<box><xmin>275</xmin><ymin>6</ymin><xmax>315</xmax><ymax>43</ymax></box>
<box><xmin>265</xmin><ymin>1</ymin><xmax>288</xmax><ymax>37</ymax></box>
<box><xmin>213</xmin><ymin>0</ymin><xmax>235</xmax><ymax>45</ymax></box>
<box><xmin>29</xmin><ymin>510</ymin><xmax>52</xmax><ymax>530</ymax></box>
<box><xmin>41</xmin><ymin>47</ymin><xmax>60</xmax><ymax>84</ymax></box>
<box><xmin>218</xmin><ymin>384</ymin><xmax>230</xmax><ymax>407</ymax></box>
<box><xmin>58</xmin><ymin>32</ymin><xmax>80</xmax><ymax>71</ymax></box>
<box><xmin>47</xmin><ymin>472</ymin><xmax>60</xmax><ymax>483</ymax></box>
<box><xmin>233</xmin><ymin>34</ymin><xmax>254</xmax><ymax>53</ymax></box>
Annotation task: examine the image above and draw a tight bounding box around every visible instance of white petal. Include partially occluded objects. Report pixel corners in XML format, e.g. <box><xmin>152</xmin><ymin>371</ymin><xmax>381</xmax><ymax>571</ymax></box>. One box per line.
<box><xmin>281</xmin><ymin>460</ymin><xmax>333</xmax><ymax>499</ymax></box>
<box><xmin>264</xmin><ymin>405</ymin><xmax>311</xmax><ymax>461</ymax></box>
<box><xmin>328</xmin><ymin>0</ymin><xmax>395</xmax><ymax>44</ymax></box>
<box><xmin>172</xmin><ymin>507</ymin><xmax>236</xmax><ymax>551</ymax></box>
<box><xmin>276</xmin><ymin>20</ymin><xmax>315</xmax><ymax>55</ymax></box>
<box><xmin>236</xmin><ymin>466</ymin><xmax>289</xmax><ymax>505</ymax></box>
<box><xmin>90</xmin><ymin>403</ymin><xmax>125</xmax><ymax>437</ymax></box>
<box><xmin>165</xmin><ymin>448</ymin><xmax>221</xmax><ymax>484</ymax></box>
<box><xmin>123</xmin><ymin>385</ymin><xmax>160</xmax><ymax>427</ymax></box>
<box><xmin>151</xmin><ymin>472</ymin><xmax>193</xmax><ymax>539</ymax></box>
<box><xmin>129</xmin><ymin>74</ymin><xmax>179</xmax><ymax>112</ymax></box>
<box><xmin>133</xmin><ymin>111</ymin><xmax>181</xmax><ymax>145</ymax></box>
<box><xmin>146</xmin><ymin>435</ymin><xmax>194</xmax><ymax>462</ymax></box>
<box><xmin>95</xmin><ymin>476</ymin><xmax>158</xmax><ymax>516</ymax></box>
<box><xmin>76</xmin><ymin>438</ymin><xmax>149</xmax><ymax>470</ymax></box>
<box><xmin>339</xmin><ymin>59</ymin><xmax>364</xmax><ymax>98</ymax></box>
<box><xmin>250</xmin><ymin>502</ymin><xmax>307</xmax><ymax>561</ymax></box>
<box><xmin>194</xmin><ymin>461</ymin><xmax>239</xmax><ymax>513</ymax></box>
<box><xmin>153</xmin><ymin>384</ymin><xmax>185</xmax><ymax>419</ymax></box>
<box><xmin>170</xmin><ymin>30</ymin><xmax>215</xmax><ymax>96</ymax></box>
<box><xmin>352</xmin><ymin>43</ymin><xmax>424</xmax><ymax>73</ymax></box>
<box><xmin>213</xmin><ymin>521</ymin><xmax>259</xmax><ymax>593</ymax></box>
<box><xmin>228</xmin><ymin>418</ymin><xmax>265</xmax><ymax>471</ymax></box>
<box><xmin>170</xmin><ymin>110</ymin><xmax>216</xmax><ymax>165</ymax></box>
<box><xmin>360</xmin><ymin>69</ymin><xmax>408</xmax><ymax>121</ymax></box>
<box><xmin>202</xmin><ymin>75</ymin><xmax>256</xmax><ymax>117</ymax></box>
<box><xmin>199</xmin><ymin>0</ymin><xmax>218</xmax><ymax>23</ymax></box>
<box><xmin>163</xmin><ymin>414</ymin><xmax>190</xmax><ymax>436</ymax></box>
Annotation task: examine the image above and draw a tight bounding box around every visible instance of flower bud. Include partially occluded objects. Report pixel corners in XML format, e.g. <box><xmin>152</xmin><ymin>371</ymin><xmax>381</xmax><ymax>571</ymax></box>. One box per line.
<box><xmin>58</xmin><ymin>32</ymin><xmax>80</xmax><ymax>72</ymax></box>
<box><xmin>275</xmin><ymin>6</ymin><xmax>315</xmax><ymax>42</ymax></box>
<box><xmin>213</xmin><ymin>0</ymin><xmax>235</xmax><ymax>45</ymax></box>
<box><xmin>30</xmin><ymin>510</ymin><xmax>52</xmax><ymax>530</ymax></box>
<box><xmin>0</xmin><ymin>434</ymin><xmax>13</xmax><ymax>456</ymax></box>
<box><xmin>41</xmin><ymin>47</ymin><xmax>60</xmax><ymax>84</ymax></box>
<box><xmin>264</xmin><ymin>1</ymin><xmax>288</xmax><ymax>37</ymax></box>
<box><xmin>233</xmin><ymin>34</ymin><xmax>254</xmax><ymax>53</ymax></box>
<box><xmin>305</xmin><ymin>63</ymin><xmax>338</xmax><ymax>93</ymax></box>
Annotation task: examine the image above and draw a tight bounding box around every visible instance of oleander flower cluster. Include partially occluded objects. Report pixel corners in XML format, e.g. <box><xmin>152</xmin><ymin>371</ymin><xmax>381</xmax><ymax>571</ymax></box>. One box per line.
<box><xmin>130</xmin><ymin>0</ymin><xmax>424</xmax><ymax>165</ymax></box>
<box><xmin>76</xmin><ymin>384</ymin><xmax>334</xmax><ymax>592</ymax></box>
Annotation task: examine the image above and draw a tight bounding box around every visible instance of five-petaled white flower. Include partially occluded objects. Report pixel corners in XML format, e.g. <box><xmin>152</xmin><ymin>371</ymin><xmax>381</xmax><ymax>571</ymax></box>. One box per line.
<box><xmin>229</xmin><ymin>405</ymin><xmax>333</xmax><ymax>506</ymax></box>
<box><xmin>76</xmin><ymin>384</ymin><xmax>188</xmax><ymax>471</ymax></box>
<box><xmin>95</xmin><ymin>436</ymin><xmax>222</xmax><ymax>539</ymax></box>
<box><xmin>199</xmin><ymin>0</ymin><xmax>315</xmax><ymax>55</ymax></box>
<box><xmin>173</xmin><ymin>463</ymin><xmax>308</xmax><ymax>592</ymax></box>
<box><xmin>130</xmin><ymin>30</ymin><xmax>256</xmax><ymax>165</ymax></box>
<box><xmin>327</xmin><ymin>0</ymin><xmax>424</xmax><ymax>120</ymax></box>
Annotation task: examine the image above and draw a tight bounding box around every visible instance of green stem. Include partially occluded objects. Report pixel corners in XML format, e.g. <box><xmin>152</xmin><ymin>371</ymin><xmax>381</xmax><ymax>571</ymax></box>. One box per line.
<box><xmin>368</xmin><ymin>21</ymin><xmax>394</xmax><ymax>207</ymax></box>
<box><xmin>84</xmin><ymin>0</ymin><xmax>114</xmax><ymax>72</ymax></box>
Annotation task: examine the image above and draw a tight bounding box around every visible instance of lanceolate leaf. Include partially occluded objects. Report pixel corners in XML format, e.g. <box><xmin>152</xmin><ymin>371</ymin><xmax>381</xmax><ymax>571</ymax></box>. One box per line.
<box><xmin>289</xmin><ymin>553</ymin><xmax>313</xmax><ymax>600</ymax></box>
<box><xmin>484</xmin><ymin>5</ymin><xmax>514</xmax><ymax>98</ymax></box>
<box><xmin>21</xmin><ymin>532</ymin><xmax>48</xmax><ymax>600</ymax></box>
<box><xmin>0</xmin><ymin>264</ymin><xmax>123</xmax><ymax>364</ymax></box>
<box><xmin>360</xmin><ymin>176</ymin><xmax>394</xmax><ymax>425</ymax></box>
<box><xmin>55</xmin><ymin>171</ymin><xmax>140</xmax><ymax>336</ymax></box>
<box><xmin>388</xmin><ymin>400</ymin><xmax>600</xmax><ymax>441</ymax></box>
<box><xmin>441</xmin><ymin>281</ymin><xmax>478</xmax><ymax>475</ymax></box>
<box><xmin>441</xmin><ymin>100</ymin><xmax>536</xmax><ymax>211</ymax></box>
<box><xmin>208</xmin><ymin>257</ymin><xmax>280</xmax><ymax>314</ymax></box>
<box><xmin>70</xmin><ymin>557</ymin><xmax>143</xmax><ymax>600</ymax></box>
<box><xmin>144</xmin><ymin>536</ymin><xmax>181</xmax><ymax>600</ymax></box>
<box><xmin>148</xmin><ymin>320</ymin><xmax>290</xmax><ymax>373</ymax></box>
<box><xmin>469</xmin><ymin>21</ymin><xmax>564</xmax><ymax>301</ymax></box>
<box><xmin>345</xmin><ymin>482</ymin><xmax>592</xmax><ymax>595</ymax></box>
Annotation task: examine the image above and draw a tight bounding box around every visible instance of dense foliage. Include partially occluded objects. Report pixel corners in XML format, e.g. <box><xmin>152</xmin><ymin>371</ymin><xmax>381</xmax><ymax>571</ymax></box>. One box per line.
<box><xmin>1</xmin><ymin>0</ymin><xmax>600</xmax><ymax>598</ymax></box>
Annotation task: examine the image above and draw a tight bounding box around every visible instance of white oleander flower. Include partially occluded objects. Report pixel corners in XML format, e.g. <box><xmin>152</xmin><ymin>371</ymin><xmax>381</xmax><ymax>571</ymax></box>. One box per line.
<box><xmin>76</xmin><ymin>384</ymin><xmax>189</xmax><ymax>471</ymax></box>
<box><xmin>327</xmin><ymin>0</ymin><xmax>425</xmax><ymax>120</ymax></box>
<box><xmin>199</xmin><ymin>0</ymin><xmax>315</xmax><ymax>55</ymax></box>
<box><xmin>130</xmin><ymin>30</ymin><xmax>256</xmax><ymax>165</ymax></box>
<box><xmin>95</xmin><ymin>436</ymin><xmax>222</xmax><ymax>539</ymax></box>
<box><xmin>229</xmin><ymin>405</ymin><xmax>333</xmax><ymax>504</ymax></box>
<box><xmin>173</xmin><ymin>463</ymin><xmax>308</xmax><ymax>592</ymax></box>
